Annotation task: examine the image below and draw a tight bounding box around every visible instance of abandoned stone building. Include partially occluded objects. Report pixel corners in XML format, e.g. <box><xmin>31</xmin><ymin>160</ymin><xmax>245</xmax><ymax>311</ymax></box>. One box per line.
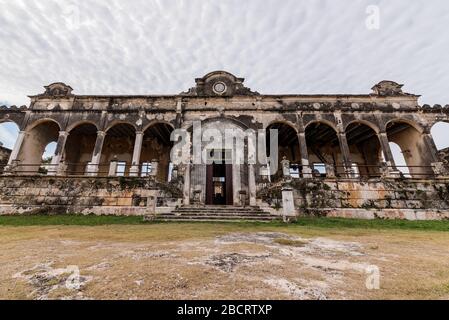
<box><xmin>1</xmin><ymin>71</ymin><xmax>449</xmax><ymax>220</ymax></box>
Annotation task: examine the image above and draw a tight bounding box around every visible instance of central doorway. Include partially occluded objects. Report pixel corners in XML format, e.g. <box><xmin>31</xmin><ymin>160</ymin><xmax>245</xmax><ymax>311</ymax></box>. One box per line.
<box><xmin>206</xmin><ymin>150</ymin><xmax>233</xmax><ymax>205</ymax></box>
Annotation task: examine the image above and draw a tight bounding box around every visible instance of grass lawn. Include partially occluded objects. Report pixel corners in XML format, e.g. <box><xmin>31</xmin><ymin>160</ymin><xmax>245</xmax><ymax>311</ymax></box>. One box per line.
<box><xmin>0</xmin><ymin>214</ymin><xmax>449</xmax><ymax>232</ymax></box>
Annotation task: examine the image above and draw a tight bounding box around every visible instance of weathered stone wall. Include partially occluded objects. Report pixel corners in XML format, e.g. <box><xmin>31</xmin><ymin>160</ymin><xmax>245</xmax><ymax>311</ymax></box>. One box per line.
<box><xmin>258</xmin><ymin>178</ymin><xmax>449</xmax><ymax>220</ymax></box>
<box><xmin>1</xmin><ymin>175</ymin><xmax>449</xmax><ymax>219</ymax></box>
<box><xmin>439</xmin><ymin>148</ymin><xmax>449</xmax><ymax>167</ymax></box>
<box><xmin>0</xmin><ymin>176</ymin><xmax>182</xmax><ymax>216</ymax></box>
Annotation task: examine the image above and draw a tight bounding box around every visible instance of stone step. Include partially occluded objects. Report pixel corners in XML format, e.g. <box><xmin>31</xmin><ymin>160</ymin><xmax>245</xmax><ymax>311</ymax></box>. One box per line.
<box><xmin>171</xmin><ymin>211</ymin><xmax>268</xmax><ymax>215</ymax></box>
<box><xmin>156</xmin><ymin>218</ymin><xmax>274</xmax><ymax>223</ymax></box>
<box><xmin>146</xmin><ymin>205</ymin><xmax>278</xmax><ymax>222</ymax></box>
<box><xmin>153</xmin><ymin>215</ymin><xmax>277</xmax><ymax>221</ymax></box>
<box><xmin>174</xmin><ymin>206</ymin><xmax>264</xmax><ymax>211</ymax></box>
<box><xmin>161</xmin><ymin>214</ymin><xmax>274</xmax><ymax>218</ymax></box>
<box><xmin>173</xmin><ymin>207</ymin><xmax>266</xmax><ymax>212</ymax></box>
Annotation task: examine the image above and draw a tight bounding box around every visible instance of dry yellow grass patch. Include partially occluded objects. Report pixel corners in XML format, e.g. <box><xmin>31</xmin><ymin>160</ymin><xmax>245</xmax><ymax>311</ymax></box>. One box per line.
<box><xmin>1</xmin><ymin>223</ymin><xmax>449</xmax><ymax>300</ymax></box>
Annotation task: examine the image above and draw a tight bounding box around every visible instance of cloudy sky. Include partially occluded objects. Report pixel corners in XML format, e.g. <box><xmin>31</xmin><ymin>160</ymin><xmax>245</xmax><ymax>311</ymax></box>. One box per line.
<box><xmin>1</xmin><ymin>0</ymin><xmax>449</xmax><ymax>154</ymax></box>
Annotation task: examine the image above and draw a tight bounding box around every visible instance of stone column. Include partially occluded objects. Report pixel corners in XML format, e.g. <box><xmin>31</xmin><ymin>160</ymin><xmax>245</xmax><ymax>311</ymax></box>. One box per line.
<box><xmin>150</xmin><ymin>159</ymin><xmax>159</xmax><ymax>177</ymax></box>
<box><xmin>377</xmin><ymin>132</ymin><xmax>402</xmax><ymax>178</ymax></box>
<box><xmin>129</xmin><ymin>131</ymin><xmax>143</xmax><ymax>177</ymax></box>
<box><xmin>108</xmin><ymin>157</ymin><xmax>118</xmax><ymax>176</ymax></box>
<box><xmin>6</xmin><ymin>130</ymin><xmax>26</xmax><ymax>168</ymax></box>
<box><xmin>298</xmin><ymin>132</ymin><xmax>312</xmax><ymax>177</ymax></box>
<box><xmin>248</xmin><ymin>163</ymin><xmax>256</xmax><ymax>206</ymax></box>
<box><xmin>232</xmin><ymin>164</ymin><xmax>241</xmax><ymax>205</ymax></box>
<box><xmin>423</xmin><ymin>133</ymin><xmax>440</xmax><ymax>163</ymax></box>
<box><xmin>281</xmin><ymin>185</ymin><xmax>296</xmax><ymax>220</ymax></box>
<box><xmin>87</xmin><ymin>131</ymin><xmax>106</xmax><ymax>176</ymax></box>
<box><xmin>48</xmin><ymin>131</ymin><xmax>69</xmax><ymax>176</ymax></box>
<box><xmin>281</xmin><ymin>156</ymin><xmax>291</xmax><ymax>177</ymax></box>
<box><xmin>378</xmin><ymin>132</ymin><xmax>396</xmax><ymax>168</ymax></box>
<box><xmin>183</xmin><ymin>161</ymin><xmax>191</xmax><ymax>205</ymax></box>
<box><xmin>424</xmin><ymin>132</ymin><xmax>446</xmax><ymax>176</ymax></box>
<box><xmin>338</xmin><ymin>132</ymin><xmax>353</xmax><ymax>176</ymax></box>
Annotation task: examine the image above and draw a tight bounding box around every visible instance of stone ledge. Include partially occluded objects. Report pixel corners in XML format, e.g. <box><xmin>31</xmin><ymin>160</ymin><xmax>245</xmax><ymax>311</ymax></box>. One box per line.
<box><xmin>314</xmin><ymin>208</ymin><xmax>449</xmax><ymax>220</ymax></box>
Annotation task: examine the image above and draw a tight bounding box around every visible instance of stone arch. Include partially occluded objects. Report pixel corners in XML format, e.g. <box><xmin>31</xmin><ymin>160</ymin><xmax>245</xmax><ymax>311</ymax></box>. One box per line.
<box><xmin>386</xmin><ymin>119</ymin><xmax>433</xmax><ymax>178</ymax></box>
<box><xmin>345</xmin><ymin>122</ymin><xmax>382</xmax><ymax>178</ymax></box>
<box><xmin>202</xmin><ymin>116</ymin><xmax>250</xmax><ymax>130</ymax></box>
<box><xmin>265</xmin><ymin>119</ymin><xmax>297</xmax><ymax>132</ymax></box>
<box><xmin>0</xmin><ymin>117</ymin><xmax>22</xmax><ymax>128</ymax></box>
<box><xmin>305</xmin><ymin>120</ymin><xmax>344</xmax><ymax>177</ymax></box>
<box><xmin>142</xmin><ymin>120</ymin><xmax>175</xmax><ymax>133</ymax></box>
<box><xmin>17</xmin><ymin>120</ymin><xmax>61</xmax><ymax>174</ymax></box>
<box><xmin>64</xmin><ymin>122</ymin><xmax>99</xmax><ymax>175</ymax></box>
<box><xmin>140</xmin><ymin>121</ymin><xmax>175</xmax><ymax>182</ymax></box>
<box><xmin>266</xmin><ymin>121</ymin><xmax>300</xmax><ymax>178</ymax></box>
<box><xmin>344</xmin><ymin>119</ymin><xmax>380</xmax><ymax>134</ymax></box>
<box><xmin>25</xmin><ymin>118</ymin><xmax>62</xmax><ymax>132</ymax></box>
<box><xmin>384</xmin><ymin>118</ymin><xmax>424</xmax><ymax>134</ymax></box>
<box><xmin>188</xmin><ymin>117</ymin><xmax>252</xmax><ymax>206</ymax></box>
<box><xmin>66</xmin><ymin>120</ymin><xmax>99</xmax><ymax>133</ymax></box>
<box><xmin>104</xmin><ymin>120</ymin><xmax>138</xmax><ymax>133</ymax></box>
<box><xmin>304</xmin><ymin>119</ymin><xmax>339</xmax><ymax>133</ymax></box>
<box><xmin>99</xmin><ymin>123</ymin><xmax>136</xmax><ymax>176</ymax></box>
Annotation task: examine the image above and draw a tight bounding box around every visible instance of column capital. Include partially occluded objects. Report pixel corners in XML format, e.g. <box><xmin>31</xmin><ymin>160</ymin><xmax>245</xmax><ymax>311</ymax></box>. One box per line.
<box><xmin>96</xmin><ymin>130</ymin><xmax>106</xmax><ymax>137</ymax></box>
<box><xmin>58</xmin><ymin>130</ymin><xmax>69</xmax><ymax>137</ymax></box>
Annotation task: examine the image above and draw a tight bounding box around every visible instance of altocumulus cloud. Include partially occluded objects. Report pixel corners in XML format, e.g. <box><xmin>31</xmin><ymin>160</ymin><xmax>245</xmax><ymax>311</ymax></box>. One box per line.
<box><xmin>0</xmin><ymin>0</ymin><xmax>449</xmax><ymax>148</ymax></box>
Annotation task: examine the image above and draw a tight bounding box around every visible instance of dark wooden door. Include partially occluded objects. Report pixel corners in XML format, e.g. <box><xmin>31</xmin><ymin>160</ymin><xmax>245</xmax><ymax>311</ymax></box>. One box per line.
<box><xmin>206</xmin><ymin>163</ymin><xmax>233</xmax><ymax>205</ymax></box>
<box><xmin>206</xmin><ymin>164</ymin><xmax>214</xmax><ymax>205</ymax></box>
<box><xmin>225</xmin><ymin>164</ymin><xmax>233</xmax><ymax>205</ymax></box>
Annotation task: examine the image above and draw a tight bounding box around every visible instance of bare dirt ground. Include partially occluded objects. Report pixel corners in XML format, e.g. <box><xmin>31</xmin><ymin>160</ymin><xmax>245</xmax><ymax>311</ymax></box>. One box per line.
<box><xmin>1</xmin><ymin>223</ymin><xmax>449</xmax><ymax>300</ymax></box>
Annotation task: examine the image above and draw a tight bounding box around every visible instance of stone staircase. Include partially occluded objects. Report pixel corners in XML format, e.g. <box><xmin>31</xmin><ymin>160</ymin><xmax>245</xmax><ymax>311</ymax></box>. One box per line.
<box><xmin>146</xmin><ymin>205</ymin><xmax>279</xmax><ymax>222</ymax></box>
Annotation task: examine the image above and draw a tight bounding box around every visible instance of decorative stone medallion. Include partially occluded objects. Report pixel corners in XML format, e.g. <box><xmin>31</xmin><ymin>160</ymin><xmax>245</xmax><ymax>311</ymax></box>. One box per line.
<box><xmin>212</xmin><ymin>81</ymin><xmax>227</xmax><ymax>95</ymax></box>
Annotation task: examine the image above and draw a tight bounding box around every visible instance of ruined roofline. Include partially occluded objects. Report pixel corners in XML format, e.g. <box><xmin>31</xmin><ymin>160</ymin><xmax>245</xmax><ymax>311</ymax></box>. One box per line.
<box><xmin>26</xmin><ymin>72</ymin><xmax>421</xmax><ymax>100</ymax></box>
<box><xmin>28</xmin><ymin>93</ymin><xmax>421</xmax><ymax>99</ymax></box>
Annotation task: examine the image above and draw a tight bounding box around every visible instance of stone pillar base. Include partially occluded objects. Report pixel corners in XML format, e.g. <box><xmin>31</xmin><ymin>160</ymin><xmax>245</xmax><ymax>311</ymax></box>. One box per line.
<box><xmin>129</xmin><ymin>165</ymin><xmax>140</xmax><ymax>177</ymax></box>
<box><xmin>302</xmin><ymin>167</ymin><xmax>312</xmax><ymax>178</ymax></box>
<box><xmin>282</xmin><ymin>185</ymin><xmax>295</xmax><ymax>218</ymax></box>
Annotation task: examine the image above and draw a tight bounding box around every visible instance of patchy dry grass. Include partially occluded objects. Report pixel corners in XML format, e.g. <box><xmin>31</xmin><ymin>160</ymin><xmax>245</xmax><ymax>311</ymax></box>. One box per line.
<box><xmin>1</xmin><ymin>222</ymin><xmax>449</xmax><ymax>300</ymax></box>
<box><xmin>273</xmin><ymin>238</ymin><xmax>308</xmax><ymax>247</ymax></box>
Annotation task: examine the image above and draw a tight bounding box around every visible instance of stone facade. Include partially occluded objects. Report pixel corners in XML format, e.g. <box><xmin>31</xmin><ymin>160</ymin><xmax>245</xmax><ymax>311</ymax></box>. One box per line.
<box><xmin>439</xmin><ymin>148</ymin><xmax>449</xmax><ymax>167</ymax></box>
<box><xmin>1</xmin><ymin>71</ymin><xmax>449</xmax><ymax>219</ymax></box>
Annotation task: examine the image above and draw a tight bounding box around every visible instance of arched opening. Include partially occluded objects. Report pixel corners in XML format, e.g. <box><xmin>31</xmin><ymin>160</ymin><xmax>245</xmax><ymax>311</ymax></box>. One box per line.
<box><xmin>140</xmin><ymin>123</ymin><xmax>174</xmax><ymax>182</ymax></box>
<box><xmin>266</xmin><ymin>122</ymin><xmax>300</xmax><ymax>179</ymax></box>
<box><xmin>386</xmin><ymin>120</ymin><xmax>433</xmax><ymax>178</ymax></box>
<box><xmin>389</xmin><ymin>142</ymin><xmax>410</xmax><ymax>177</ymax></box>
<box><xmin>0</xmin><ymin>121</ymin><xmax>19</xmax><ymax>172</ymax></box>
<box><xmin>305</xmin><ymin>122</ymin><xmax>343</xmax><ymax>177</ymax></box>
<box><xmin>65</xmin><ymin>123</ymin><xmax>98</xmax><ymax>175</ymax></box>
<box><xmin>99</xmin><ymin>123</ymin><xmax>136</xmax><ymax>176</ymax></box>
<box><xmin>431</xmin><ymin>122</ymin><xmax>449</xmax><ymax>167</ymax></box>
<box><xmin>17</xmin><ymin>120</ymin><xmax>60</xmax><ymax>175</ymax></box>
<box><xmin>345</xmin><ymin>122</ymin><xmax>382</xmax><ymax>178</ymax></box>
